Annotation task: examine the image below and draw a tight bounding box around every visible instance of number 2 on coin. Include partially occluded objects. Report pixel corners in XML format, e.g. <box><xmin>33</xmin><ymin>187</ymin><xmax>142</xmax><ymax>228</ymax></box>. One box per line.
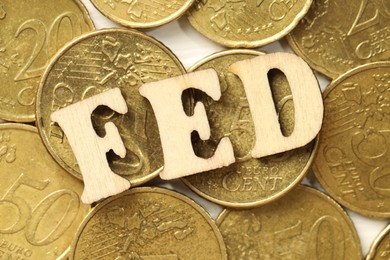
<box><xmin>14</xmin><ymin>12</ymin><xmax>82</xmax><ymax>81</ymax></box>
<box><xmin>348</xmin><ymin>0</ymin><xmax>390</xmax><ymax>36</ymax></box>
<box><xmin>0</xmin><ymin>173</ymin><xmax>80</xmax><ymax>245</ymax></box>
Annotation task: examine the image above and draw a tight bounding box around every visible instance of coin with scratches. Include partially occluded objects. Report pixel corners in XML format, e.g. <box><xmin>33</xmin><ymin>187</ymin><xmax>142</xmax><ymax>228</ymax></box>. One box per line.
<box><xmin>183</xmin><ymin>49</ymin><xmax>318</xmax><ymax>208</ymax></box>
<box><xmin>0</xmin><ymin>0</ymin><xmax>94</xmax><ymax>122</ymax></box>
<box><xmin>313</xmin><ymin>62</ymin><xmax>390</xmax><ymax>218</ymax></box>
<box><xmin>287</xmin><ymin>0</ymin><xmax>390</xmax><ymax>78</ymax></box>
<box><xmin>90</xmin><ymin>0</ymin><xmax>195</xmax><ymax>28</ymax></box>
<box><xmin>69</xmin><ymin>187</ymin><xmax>227</xmax><ymax>260</ymax></box>
<box><xmin>216</xmin><ymin>185</ymin><xmax>362</xmax><ymax>259</ymax></box>
<box><xmin>188</xmin><ymin>0</ymin><xmax>312</xmax><ymax>48</ymax></box>
<box><xmin>36</xmin><ymin>28</ymin><xmax>186</xmax><ymax>186</ymax></box>
<box><xmin>0</xmin><ymin>123</ymin><xmax>90</xmax><ymax>259</ymax></box>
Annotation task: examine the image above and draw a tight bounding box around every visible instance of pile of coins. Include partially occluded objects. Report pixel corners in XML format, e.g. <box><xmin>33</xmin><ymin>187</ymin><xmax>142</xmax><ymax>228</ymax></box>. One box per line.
<box><xmin>0</xmin><ymin>0</ymin><xmax>389</xmax><ymax>259</ymax></box>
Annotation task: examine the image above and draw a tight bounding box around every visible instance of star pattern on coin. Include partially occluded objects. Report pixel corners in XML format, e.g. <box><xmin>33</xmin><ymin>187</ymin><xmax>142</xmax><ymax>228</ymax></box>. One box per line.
<box><xmin>115</xmin><ymin>53</ymin><xmax>133</xmax><ymax>70</ymax></box>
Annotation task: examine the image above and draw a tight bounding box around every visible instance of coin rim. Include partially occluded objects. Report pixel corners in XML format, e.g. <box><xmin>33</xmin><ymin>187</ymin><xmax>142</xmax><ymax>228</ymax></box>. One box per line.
<box><xmin>0</xmin><ymin>122</ymin><xmax>37</xmax><ymax>133</ymax></box>
<box><xmin>68</xmin><ymin>186</ymin><xmax>227</xmax><ymax>259</ymax></box>
<box><xmin>286</xmin><ymin>33</ymin><xmax>337</xmax><ymax>79</ymax></box>
<box><xmin>313</xmin><ymin>61</ymin><xmax>390</xmax><ymax>218</ymax></box>
<box><xmin>366</xmin><ymin>224</ymin><xmax>390</xmax><ymax>260</ymax></box>
<box><xmin>0</xmin><ymin>0</ymin><xmax>95</xmax><ymax>123</ymax></box>
<box><xmin>187</xmin><ymin>0</ymin><xmax>313</xmax><ymax>48</ymax></box>
<box><xmin>0</xmin><ymin>121</ymin><xmax>88</xmax><ymax>260</ymax></box>
<box><xmin>35</xmin><ymin>28</ymin><xmax>186</xmax><ymax>185</ymax></box>
<box><xmin>181</xmin><ymin>49</ymin><xmax>320</xmax><ymax>208</ymax></box>
<box><xmin>90</xmin><ymin>0</ymin><xmax>195</xmax><ymax>29</ymax></box>
<box><xmin>215</xmin><ymin>185</ymin><xmax>363</xmax><ymax>259</ymax></box>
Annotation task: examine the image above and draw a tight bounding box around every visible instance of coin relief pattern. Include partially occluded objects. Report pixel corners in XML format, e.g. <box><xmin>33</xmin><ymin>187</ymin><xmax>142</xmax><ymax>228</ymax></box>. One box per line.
<box><xmin>37</xmin><ymin>29</ymin><xmax>185</xmax><ymax>184</ymax></box>
<box><xmin>0</xmin><ymin>124</ymin><xmax>89</xmax><ymax>259</ymax></box>
<box><xmin>0</xmin><ymin>0</ymin><xmax>387</xmax><ymax>257</ymax></box>
<box><xmin>0</xmin><ymin>132</ymin><xmax>15</xmax><ymax>164</ymax></box>
<box><xmin>314</xmin><ymin>63</ymin><xmax>390</xmax><ymax>217</ymax></box>
<box><xmin>70</xmin><ymin>188</ymin><xmax>227</xmax><ymax>259</ymax></box>
<box><xmin>188</xmin><ymin>0</ymin><xmax>312</xmax><ymax>47</ymax></box>
<box><xmin>288</xmin><ymin>0</ymin><xmax>390</xmax><ymax>78</ymax></box>
<box><xmin>367</xmin><ymin>225</ymin><xmax>390</xmax><ymax>259</ymax></box>
<box><xmin>217</xmin><ymin>186</ymin><xmax>362</xmax><ymax>259</ymax></box>
<box><xmin>91</xmin><ymin>0</ymin><xmax>194</xmax><ymax>28</ymax></box>
<box><xmin>183</xmin><ymin>50</ymin><xmax>316</xmax><ymax>207</ymax></box>
<box><xmin>0</xmin><ymin>0</ymin><xmax>94</xmax><ymax>122</ymax></box>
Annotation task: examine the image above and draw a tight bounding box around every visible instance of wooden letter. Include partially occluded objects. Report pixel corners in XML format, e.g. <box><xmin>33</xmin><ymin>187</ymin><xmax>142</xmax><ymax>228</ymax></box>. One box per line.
<box><xmin>229</xmin><ymin>53</ymin><xmax>323</xmax><ymax>158</ymax></box>
<box><xmin>139</xmin><ymin>69</ymin><xmax>235</xmax><ymax>180</ymax></box>
<box><xmin>51</xmin><ymin>88</ymin><xmax>130</xmax><ymax>204</ymax></box>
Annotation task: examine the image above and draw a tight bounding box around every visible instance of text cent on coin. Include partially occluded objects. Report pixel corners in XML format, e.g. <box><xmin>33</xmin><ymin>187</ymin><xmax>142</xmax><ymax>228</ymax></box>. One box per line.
<box><xmin>0</xmin><ymin>123</ymin><xmax>89</xmax><ymax>259</ymax></box>
<box><xmin>313</xmin><ymin>62</ymin><xmax>390</xmax><ymax>218</ymax></box>
<box><xmin>0</xmin><ymin>0</ymin><xmax>94</xmax><ymax>122</ymax></box>
<box><xmin>69</xmin><ymin>187</ymin><xmax>227</xmax><ymax>260</ymax></box>
<box><xmin>216</xmin><ymin>185</ymin><xmax>362</xmax><ymax>259</ymax></box>
<box><xmin>36</xmin><ymin>29</ymin><xmax>185</xmax><ymax>185</ymax></box>
<box><xmin>183</xmin><ymin>50</ymin><xmax>317</xmax><ymax>207</ymax></box>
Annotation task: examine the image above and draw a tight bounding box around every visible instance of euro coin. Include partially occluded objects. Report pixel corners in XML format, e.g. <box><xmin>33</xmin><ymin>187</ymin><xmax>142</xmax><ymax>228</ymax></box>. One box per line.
<box><xmin>216</xmin><ymin>185</ymin><xmax>362</xmax><ymax>259</ymax></box>
<box><xmin>69</xmin><ymin>187</ymin><xmax>227</xmax><ymax>260</ymax></box>
<box><xmin>188</xmin><ymin>0</ymin><xmax>312</xmax><ymax>48</ymax></box>
<box><xmin>288</xmin><ymin>0</ymin><xmax>390</xmax><ymax>78</ymax></box>
<box><xmin>0</xmin><ymin>0</ymin><xmax>94</xmax><ymax>122</ymax></box>
<box><xmin>183</xmin><ymin>50</ymin><xmax>317</xmax><ymax>207</ymax></box>
<box><xmin>36</xmin><ymin>28</ymin><xmax>185</xmax><ymax>185</ymax></box>
<box><xmin>90</xmin><ymin>0</ymin><xmax>195</xmax><ymax>28</ymax></box>
<box><xmin>0</xmin><ymin>123</ymin><xmax>89</xmax><ymax>259</ymax></box>
<box><xmin>313</xmin><ymin>62</ymin><xmax>390</xmax><ymax>218</ymax></box>
<box><xmin>367</xmin><ymin>225</ymin><xmax>390</xmax><ymax>260</ymax></box>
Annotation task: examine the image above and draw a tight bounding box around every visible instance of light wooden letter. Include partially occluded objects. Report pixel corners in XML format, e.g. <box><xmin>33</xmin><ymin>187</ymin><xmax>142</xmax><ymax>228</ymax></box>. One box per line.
<box><xmin>229</xmin><ymin>53</ymin><xmax>323</xmax><ymax>158</ymax></box>
<box><xmin>51</xmin><ymin>88</ymin><xmax>130</xmax><ymax>204</ymax></box>
<box><xmin>139</xmin><ymin>69</ymin><xmax>235</xmax><ymax>180</ymax></box>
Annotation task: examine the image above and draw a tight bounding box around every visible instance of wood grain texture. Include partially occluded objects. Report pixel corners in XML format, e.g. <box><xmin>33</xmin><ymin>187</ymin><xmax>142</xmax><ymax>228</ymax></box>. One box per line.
<box><xmin>229</xmin><ymin>52</ymin><xmax>323</xmax><ymax>158</ymax></box>
<box><xmin>139</xmin><ymin>69</ymin><xmax>235</xmax><ymax>180</ymax></box>
<box><xmin>51</xmin><ymin>88</ymin><xmax>130</xmax><ymax>204</ymax></box>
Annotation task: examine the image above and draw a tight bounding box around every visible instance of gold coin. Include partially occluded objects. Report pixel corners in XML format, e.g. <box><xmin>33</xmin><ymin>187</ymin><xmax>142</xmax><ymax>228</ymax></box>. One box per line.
<box><xmin>367</xmin><ymin>225</ymin><xmax>390</xmax><ymax>260</ymax></box>
<box><xmin>36</xmin><ymin>29</ymin><xmax>185</xmax><ymax>185</ymax></box>
<box><xmin>187</xmin><ymin>0</ymin><xmax>312</xmax><ymax>48</ymax></box>
<box><xmin>90</xmin><ymin>0</ymin><xmax>195</xmax><ymax>28</ymax></box>
<box><xmin>69</xmin><ymin>187</ymin><xmax>227</xmax><ymax>260</ymax></box>
<box><xmin>313</xmin><ymin>62</ymin><xmax>390</xmax><ymax>218</ymax></box>
<box><xmin>182</xmin><ymin>50</ymin><xmax>317</xmax><ymax>207</ymax></box>
<box><xmin>0</xmin><ymin>0</ymin><xmax>94</xmax><ymax>122</ymax></box>
<box><xmin>0</xmin><ymin>123</ymin><xmax>89</xmax><ymax>259</ymax></box>
<box><xmin>216</xmin><ymin>185</ymin><xmax>362</xmax><ymax>259</ymax></box>
<box><xmin>287</xmin><ymin>0</ymin><xmax>390</xmax><ymax>79</ymax></box>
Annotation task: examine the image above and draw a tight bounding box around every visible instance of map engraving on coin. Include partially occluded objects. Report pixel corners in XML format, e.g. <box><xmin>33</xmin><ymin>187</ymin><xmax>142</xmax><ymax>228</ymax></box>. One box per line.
<box><xmin>313</xmin><ymin>62</ymin><xmax>390</xmax><ymax>218</ymax></box>
<box><xmin>188</xmin><ymin>0</ymin><xmax>312</xmax><ymax>48</ymax></box>
<box><xmin>90</xmin><ymin>0</ymin><xmax>195</xmax><ymax>28</ymax></box>
<box><xmin>288</xmin><ymin>0</ymin><xmax>390</xmax><ymax>78</ymax></box>
<box><xmin>37</xmin><ymin>29</ymin><xmax>185</xmax><ymax>185</ymax></box>
<box><xmin>70</xmin><ymin>187</ymin><xmax>227</xmax><ymax>260</ymax></box>
<box><xmin>183</xmin><ymin>50</ymin><xmax>317</xmax><ymax>207</ymax></box>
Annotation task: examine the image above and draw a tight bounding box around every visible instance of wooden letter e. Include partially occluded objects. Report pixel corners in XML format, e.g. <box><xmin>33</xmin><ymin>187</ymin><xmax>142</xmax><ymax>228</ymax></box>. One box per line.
<box><xmin>140</xmin><ymin>69</ymin><xmax>235</xmax><ymax>180</ymax></box>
